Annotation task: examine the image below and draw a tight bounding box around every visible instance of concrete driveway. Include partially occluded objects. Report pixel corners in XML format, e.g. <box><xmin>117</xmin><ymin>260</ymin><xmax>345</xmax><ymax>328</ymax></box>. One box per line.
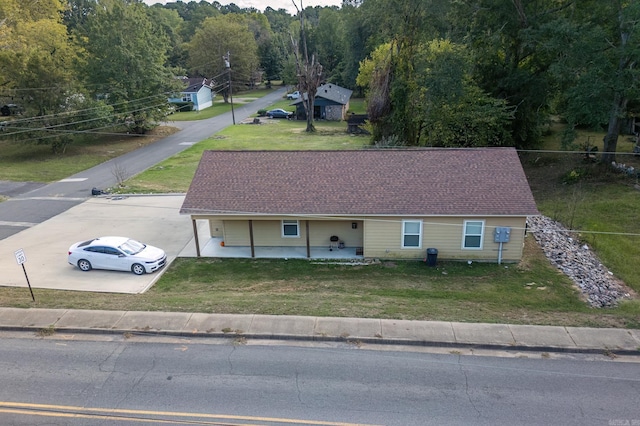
<box><xmin>0</xmin><ymin>195</ymin><xmax>193</xmax><ymax>294</ymax></box>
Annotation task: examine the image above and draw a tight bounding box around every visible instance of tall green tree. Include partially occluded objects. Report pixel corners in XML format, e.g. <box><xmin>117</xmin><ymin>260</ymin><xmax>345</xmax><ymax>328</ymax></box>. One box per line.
<box><xmin>452</xmin><ymin>0</ymin><xmax>572</xmax><ymax>149</ymax></box>
<box><xmin>186</xmin><ymin>15</ymin><xmax>259</xmax><ymax>101</ymax></box>
<box><xmin>358</xmin><ymin>39</ymin><xmax>513</xmax><ymax>146</ymax></box>
<box><xmin>291</xmin><ymin>1</ymin><xmax>324</xmax><ymax>132</ymax></box>
<box><xmin>0</xmin><ymin>0</ymin><xmax>88</xmax><ymax>152</ymax></box>
<box><xmin>550</xmin><ymin>1</ymin><xmax>640</xmax><ymax>163</ymax></box>
<box><xmin>307</xmin><ymin>8</ymin><xmax>346</xmax><ymax>86</ymax></box>
<box><xmin>0</xmin><ymin>0</ymin><xmax>81</xmax><ymax>115</ymax></box>
<box><xmin>148</xmin><ymin>5</ymin><xmax>187</xmax><ymax>69</ymax></box>
<box><xmin>82</xmin><ymin>0</ymin><xmax>175</xmax><ymax>134</ymax></box>
<box><xmin>164</xmin><ymin>0</ymin><xmax>220</xmax><ymax>43</ymax></box>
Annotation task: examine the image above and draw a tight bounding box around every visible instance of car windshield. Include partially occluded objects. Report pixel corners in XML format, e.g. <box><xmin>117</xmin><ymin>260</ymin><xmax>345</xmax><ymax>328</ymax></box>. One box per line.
<box><xmin>119</xmin><ymin>239</ymin><xmax>145</xmax><ymax>255</ymax></box>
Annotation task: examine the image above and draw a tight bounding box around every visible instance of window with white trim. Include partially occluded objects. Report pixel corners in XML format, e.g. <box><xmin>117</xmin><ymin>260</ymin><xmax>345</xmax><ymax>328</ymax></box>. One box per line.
<box><xmin>282</xmin><ymin>220</ymin><xmax>300</xmax><ymax>237</ymax></box>
<box><xmin>402</xmin><ymin>220</ymin><xmax>422</xmax><ymax>248</ymax></box>
<box><xmin>463</xmin><ymin>220</ymin><xmax>484</xmax><ymax>249</ymax></box>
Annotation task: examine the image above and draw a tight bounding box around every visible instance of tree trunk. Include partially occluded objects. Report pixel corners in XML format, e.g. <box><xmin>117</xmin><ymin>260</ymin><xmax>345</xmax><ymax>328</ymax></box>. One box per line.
<box><xmin>601</xmin><ymin>92</ymin><xmax>628</xmax><ymax>164</ymax></box>
<box><xmin>305</xmin><ymin>92</ymin><xmax>316</xmax><ymax>132</ymax></box>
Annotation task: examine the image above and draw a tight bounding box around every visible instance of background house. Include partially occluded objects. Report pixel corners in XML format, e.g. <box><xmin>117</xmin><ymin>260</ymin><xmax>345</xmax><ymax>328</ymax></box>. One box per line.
<box><xmin>291</xmin><ymin>83</ymin><xmax>353</xmax><ymax>121</ymax></box>
<box><xmin>168</xmin><ymin>77</ymin><xmax>215</xmax><ymax>111</ymax></box>
<box><xmin>180</xmin><ymin>148</ymin><xmax>539</xmax><ymax>262</ymax></box>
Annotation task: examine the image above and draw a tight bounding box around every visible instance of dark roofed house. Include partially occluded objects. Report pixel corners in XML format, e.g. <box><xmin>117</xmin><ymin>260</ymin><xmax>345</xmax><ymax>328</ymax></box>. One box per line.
<box><xmin>180</xmin><ymin>148</ymin><xmax>539</xmax><ymax>261</ymax></box>
<box><xmin>291</xmin><ymin>83</ymin><xmax>353</xmax><ymax>121</ymax></box>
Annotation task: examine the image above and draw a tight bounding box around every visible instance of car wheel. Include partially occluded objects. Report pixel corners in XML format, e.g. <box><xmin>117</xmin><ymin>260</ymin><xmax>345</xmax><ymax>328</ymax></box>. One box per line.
<box><xmin>77</xmin><ymin>259</ymin><xmax>92</xmax><ymax>272</ymax></box>
<box><xmin>131</xmin><ymin>263</ymin><xmax>146</xmax><ymax>275</ymax></box>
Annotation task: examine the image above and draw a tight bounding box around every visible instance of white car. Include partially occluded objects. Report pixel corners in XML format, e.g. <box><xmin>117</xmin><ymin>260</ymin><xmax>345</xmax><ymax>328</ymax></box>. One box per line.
<box><xmin>68</xmin><ymin>236</ymin><xmax>166</xmax><ymax>275</ymax></box>
<box><xmin>286</xmin><ymin>91</ymin><xmax>301</xmax><ymax>100</ymax></box>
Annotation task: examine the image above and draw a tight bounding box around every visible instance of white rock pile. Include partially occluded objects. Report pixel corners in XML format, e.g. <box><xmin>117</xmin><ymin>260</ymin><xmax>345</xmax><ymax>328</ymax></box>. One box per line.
<box><xmin>527</xmin><ymin>215</ymin><xmax>631</xmax><ymax>308</ymax></box>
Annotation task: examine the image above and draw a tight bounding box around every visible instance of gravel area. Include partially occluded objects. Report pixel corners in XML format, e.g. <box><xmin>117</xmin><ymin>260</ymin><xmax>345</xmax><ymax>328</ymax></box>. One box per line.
<box><xmin>527</xmin><ymin>215</ymin><xmax>633</xmax><ymax>307</ymax></box>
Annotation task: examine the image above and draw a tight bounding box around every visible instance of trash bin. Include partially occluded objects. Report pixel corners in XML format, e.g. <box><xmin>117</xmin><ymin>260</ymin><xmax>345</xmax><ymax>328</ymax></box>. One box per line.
<box><xmin>426</xmin><ymin>248</ymin><xmax>438</xmax><ymax>266</ymax></box>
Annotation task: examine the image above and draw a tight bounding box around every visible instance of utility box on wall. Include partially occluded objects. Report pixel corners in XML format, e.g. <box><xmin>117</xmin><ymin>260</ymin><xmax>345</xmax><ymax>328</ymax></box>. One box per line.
<box><xmin>494</xmin><ymin>227</ymin><xmax>511</xmax><ymax>243</ymax></box>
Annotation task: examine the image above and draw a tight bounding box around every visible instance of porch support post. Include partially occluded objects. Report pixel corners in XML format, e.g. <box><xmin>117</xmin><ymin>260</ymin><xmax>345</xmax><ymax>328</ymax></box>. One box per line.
<box><xmin>249</xmin><ymin>220</ymin><xmax>255</xmax><ymax>258</ymax></box>
<box><xmin>306</xmin><ymin>220</ymin><xmax>310</xmax><ymax>258</ymax></box>
<box><xmin>191</xmin><ymin>218</ymin><xmax>201</xmax><ymax>257</ymax></box>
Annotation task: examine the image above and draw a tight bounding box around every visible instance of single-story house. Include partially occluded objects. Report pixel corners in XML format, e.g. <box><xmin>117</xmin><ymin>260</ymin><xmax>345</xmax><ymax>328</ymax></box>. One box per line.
<box><xmin>180</xmin><ymin>148</ymin><xmax>539</xmax><ymax>262</ymax></box>
<box><xmin>168</xmin><ymin>77</ymin><xmax>215</xmax><ymax>111</ymax></box>
<box><xmin>291</xmin><ymin>83</ymin><xmax>353</xmax><ymax>121</ymax></box>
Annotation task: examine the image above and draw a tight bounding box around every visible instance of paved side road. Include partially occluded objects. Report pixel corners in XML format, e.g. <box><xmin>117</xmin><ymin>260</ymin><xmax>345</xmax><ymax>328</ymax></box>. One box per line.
<box><xmin>1</xmin><ymin>308</ymin><xmax>639</xmax><ymax>355</ymax></box>
<box><xmin>0</xmin><ymin>88</ymin><xmax>287</xmax><ymax>240</ymax></box>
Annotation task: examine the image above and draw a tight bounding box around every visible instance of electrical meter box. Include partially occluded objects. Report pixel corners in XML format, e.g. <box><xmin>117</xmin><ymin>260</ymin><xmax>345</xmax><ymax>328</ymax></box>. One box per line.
<box><xmin>494</xmin><ymin>227</ymin><xmax>511</xmax><ymax>243</ymax></box>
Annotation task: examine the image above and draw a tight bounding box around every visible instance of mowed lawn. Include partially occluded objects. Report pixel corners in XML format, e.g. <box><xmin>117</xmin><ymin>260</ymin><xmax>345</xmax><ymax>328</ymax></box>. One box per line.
<box><xmin>1</xmin><ymin>96</ymin><xmax>639</xmax><ymax>328</ymax></box>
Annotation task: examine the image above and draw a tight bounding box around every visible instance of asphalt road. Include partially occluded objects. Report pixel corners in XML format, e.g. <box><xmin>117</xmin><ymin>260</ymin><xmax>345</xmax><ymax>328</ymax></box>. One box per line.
<box><xmin>0</xmin><ymin>88</ymin><xmax>287</xmax><ymax>240</ymax></box>
<box><xmin>0</xmin><ymin>334</ymin><xmax>639</xmax><ymax>425</ymax></box>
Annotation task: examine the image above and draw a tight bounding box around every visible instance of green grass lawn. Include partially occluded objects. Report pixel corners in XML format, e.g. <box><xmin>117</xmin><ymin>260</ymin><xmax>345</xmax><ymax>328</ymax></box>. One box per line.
<box><xmin>121</xmin><ymin>120</ymin><xmax>369</xmax><ymax>193</ymax></box>
<box><xmin>169</xmin><ymin>87</ymin><xmax>277</xmax><ymax>121</ymax></box>
<box><xmin>1</xmin><ymin>238</ymin><xmax>637</xmax><ymax>328</ymax></box>
<box><xmin>1</xmin><ymin>96</ymin><xmax>639</xmax><ymax>328</ymax></box>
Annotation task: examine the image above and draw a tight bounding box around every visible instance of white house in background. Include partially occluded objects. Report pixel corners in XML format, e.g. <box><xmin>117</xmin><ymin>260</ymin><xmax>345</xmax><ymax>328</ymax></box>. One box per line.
<box><xmin>168</xmin><ymin>77</ymin><xmax>215</xmax><ymax>112</ymax></box>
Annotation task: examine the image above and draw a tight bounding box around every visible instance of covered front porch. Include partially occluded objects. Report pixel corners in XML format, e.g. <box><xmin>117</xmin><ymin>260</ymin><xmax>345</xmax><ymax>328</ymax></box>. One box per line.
<box><xmin>183</xmin><ymin>217</ymin><xmax>365</xmax><ymax>260</ymax></box>
<box><xmin>180</xmin><ymin>236</ymin><xmax>363</xmax><ymax>259</ymax></box>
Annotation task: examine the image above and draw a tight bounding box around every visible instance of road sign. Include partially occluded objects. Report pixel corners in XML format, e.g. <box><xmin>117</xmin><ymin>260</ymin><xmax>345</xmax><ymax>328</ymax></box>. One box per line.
<box><xmin>14</xmin><ymin>248</ymin><xmax>26</xmax><ymax>265</ymax></box>
<box><xmin>14</xmin><ymin>248</ymin><xmax>34</xmax><ymax>301</ymax></box>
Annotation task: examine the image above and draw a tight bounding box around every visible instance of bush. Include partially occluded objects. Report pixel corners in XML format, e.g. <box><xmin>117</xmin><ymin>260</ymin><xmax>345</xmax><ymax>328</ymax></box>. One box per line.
<box><xmin>562</xmin><ymin>167</ymin><xmax>589</xmax><ymax>184</ymax></box>
<box><xmin>172</xmin><ymin>102</ymin><xmax>193</xmax><ymax>112</ymax></box>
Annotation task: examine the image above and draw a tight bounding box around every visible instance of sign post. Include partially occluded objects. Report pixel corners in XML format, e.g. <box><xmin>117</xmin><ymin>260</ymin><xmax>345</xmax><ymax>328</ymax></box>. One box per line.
<box><xmin>14</xmin><ymin>249</ymin><xmax>35</xmax><ymax>302</ymax></box>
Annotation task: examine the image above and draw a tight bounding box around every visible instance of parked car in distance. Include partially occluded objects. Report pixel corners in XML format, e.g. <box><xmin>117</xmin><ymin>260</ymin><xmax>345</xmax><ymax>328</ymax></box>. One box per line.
<box><xmin>68</xmin><ymin>236</ymin><xmax>166</xmax><ymax>275</ymax></box>
<box><xmin>266</xmin><ymin>108</ymin><xmax>294</xmax><ymax>119</ymax></box>
<box><xmin>1</xmin><ymin>104</ymin><xmax>23</xmax><ymax>116</ymax></box>
<box><xmin>286</xmin><ymin>91</ymin><xmax>301</xmax><ymax>100</ymax></box>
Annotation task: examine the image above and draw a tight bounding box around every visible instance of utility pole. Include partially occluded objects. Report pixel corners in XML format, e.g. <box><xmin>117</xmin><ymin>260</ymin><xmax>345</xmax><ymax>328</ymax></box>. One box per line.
<box><xmin>224</xmin><ymin>52</ymin><xmax>236</xmax><ymax>125</ymax></box>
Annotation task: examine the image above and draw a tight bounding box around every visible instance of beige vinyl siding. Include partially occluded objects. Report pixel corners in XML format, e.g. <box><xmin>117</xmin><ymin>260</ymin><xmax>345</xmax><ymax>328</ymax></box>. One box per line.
<box><xmin>207</xmin><ymin>219</ymin><xmax>224</xmax><ymax>237</ymax></box>
<box><xmin>308</xmin><ymin>220</ymin><xmax>363</xmax><ymax>248</ymax></box>
<box><xmin>363</xmin><ymin>216</ymin><xmax>527</xmax><ymax>261</ymax></box>
<box><xmin>194</xmin><ymin>214</ymin><xmax>527</xmax><ymax>261</ymax></box>
<box><xmin>222</xmin><ymin>220</ymin><xmax>251</xmax><ymax>245</ymax></box>
<box><xmin>220</xmin><ymin>218</ymin><xmax>364</xmax><ymax>248</ymax></box>
<box><xmin>223</xmin><ymin>220</ymin><xmax>305</xmax><ymax>247</ymax></box>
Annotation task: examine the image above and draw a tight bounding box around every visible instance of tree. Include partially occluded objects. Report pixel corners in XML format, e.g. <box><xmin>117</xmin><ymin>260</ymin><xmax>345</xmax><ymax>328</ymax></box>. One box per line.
<box><xmin>307</xmin><ymin>8</ymin><xmax>346</xmax><ymax>86</ymax></box>
<box><xmin>291</xmin><ymin>1</ymin><xmax>323</xmax><ymax>133</ymax></box>
<box><xmin>165</xmin><ymin>0</ymin><xmax>220</xmax><ymax>43</ymax></box>
<box><xmin>82</xmin><ymin>1</ymin><xmax>175</xmax><ymax>134</ymax></box>
<box><xmin>186</xmin><ymin>15</ymin><xmax>259</xmax><ymax>101</ymax></box>
<box><xmin>358</xmin><ymin>39</ymin><xmax>513</xmax><ymax>146</ymax></box>
<box><xmin>337</xmin><ymin>1</ymin><xmax>369</xmax><ymax>90</ymax></box>
<box><xmin>147</xmin><ymin>5</ymin><xmax>187</xmax><ymax>69</ymax></box>
<box><xmin>260</xmin><ymin>31</ymin><xmax>289</xmax><ymax>83</ymax></box>
<box><xmin>0</xmin><ymin>0</ymin><xmax>86</xmax><ymax>152</ymax></box>
<box><xmin>550</xmin><ymin>1</ymin><xmax>640</xmax><ymax>164</ymax></box>
<box><xmin>452</xmin><ymin>0</ymin><xmax>573</xmax><ymax>149</ymax></box>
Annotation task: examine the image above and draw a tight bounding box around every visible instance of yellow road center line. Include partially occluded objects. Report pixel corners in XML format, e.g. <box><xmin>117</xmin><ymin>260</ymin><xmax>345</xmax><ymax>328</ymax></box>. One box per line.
<box><xmin>0</xmin><ymin>401</ymin><xmax>381</xmax><ymax>426</ymax></box>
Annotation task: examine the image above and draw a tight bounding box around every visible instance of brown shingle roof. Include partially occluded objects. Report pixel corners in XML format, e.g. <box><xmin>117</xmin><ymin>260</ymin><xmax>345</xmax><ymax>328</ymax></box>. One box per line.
<box><xmin>180</xmin><ymin>148</ymin><xmax>539</xmax><ymax>216</ymax></box>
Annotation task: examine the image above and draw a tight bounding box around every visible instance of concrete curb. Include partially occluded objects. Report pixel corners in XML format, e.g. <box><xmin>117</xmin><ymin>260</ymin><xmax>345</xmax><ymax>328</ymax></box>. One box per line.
<box><xmin>2</xmin><ymin>308</ymin><xmax>639</xmax><ymax>356</ymax></box>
